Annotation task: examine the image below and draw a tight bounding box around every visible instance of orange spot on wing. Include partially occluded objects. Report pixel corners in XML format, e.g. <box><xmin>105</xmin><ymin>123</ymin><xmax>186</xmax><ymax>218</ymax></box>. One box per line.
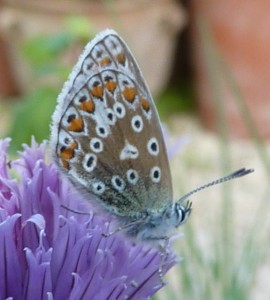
<box><xmin>70</xmin><ymin>141</ymin><xmax>78</xmax><ymax>150</ymax></box>
<box><xmin>116</xmin><ymin>53</ymin><xmax>126</xmax><ymax>65</ymax></box>
<box><xmin>61</xmin><ymin>159</ymin><xmax>70</xmax><ymax>170</ymax></box>
<box><xmin>105</xmin><ymin>80</ymin><xmax>117</xmax><ymax>93</ymax></box>
<box><xmin>60</xmin><ymin>148</ymin><xmax>73</xmax><ymax>160</ymax></box>
<box><xmin>59</xmin><ymin>141</ymin><xmax>78</xmax><ymax>160</ymax></box>
<box><xmin>90</xmin><ymin>86</ymin><xmax>103</xmax><ymax>99</ymax></box>
<box><xmin>123</xmin><ymin>87</ymin><xmax>136</xmax><ymax>103</ymax></box>
<box><xmin>79</xmin><ymin>99</ymin><xmax>95</xmax><ymax>113</ymax></box>
<box><xmin>99</xmin><ymin>56</ymin><xmax>111</xmax><ymax>66</ymax></box>
<box><xmin>140</xmin><ymin>98</ymin><xmax>150</xmax><ymax>112</ymax></box>
<box><xmin>68</xmin><ymin>117</ymin><xmax>84</xmax><ymax>132</ymax></box>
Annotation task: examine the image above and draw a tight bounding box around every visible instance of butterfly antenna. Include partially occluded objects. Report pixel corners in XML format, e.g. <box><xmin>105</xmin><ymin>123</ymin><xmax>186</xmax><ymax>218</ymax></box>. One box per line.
<box><xmin>178</xmin><ymin>168</ymin><xmax>254</xmax><ymax>203</ymax></box>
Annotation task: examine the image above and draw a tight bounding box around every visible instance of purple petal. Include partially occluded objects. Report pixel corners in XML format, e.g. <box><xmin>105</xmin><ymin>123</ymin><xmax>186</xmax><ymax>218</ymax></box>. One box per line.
<box><xmin>0</xmin><ymin>138</ymin><xmax>180</xmax><ymax>299</ymax></box>
<box><xmin>0</xmin><ymin>214</ymin><xmax>22</xmax><ymax>300</ymax></box>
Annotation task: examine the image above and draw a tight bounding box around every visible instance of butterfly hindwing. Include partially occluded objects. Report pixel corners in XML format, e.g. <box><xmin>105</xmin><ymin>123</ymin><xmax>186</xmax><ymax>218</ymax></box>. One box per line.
<box><xmin>51</xmin><ymin>29</ymin><xmax>173</xmax><ymax>216</ymax></box>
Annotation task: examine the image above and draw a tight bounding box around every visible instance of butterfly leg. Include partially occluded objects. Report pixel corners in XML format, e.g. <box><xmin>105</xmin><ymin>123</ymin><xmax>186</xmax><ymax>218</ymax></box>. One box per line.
<box><xmin>61</xmin><ymin>204</ymin><xmax>91</xmax><ymax>215</ymax></box>
<box><xmin>156</xmin><ymin>237</ymin><xmax>170</xmax><ymax>285</ymax></box>
<box><xmin>102</xmin><ymin>218</ymin><xmax>144</xmax><ymax>237</ymax></box>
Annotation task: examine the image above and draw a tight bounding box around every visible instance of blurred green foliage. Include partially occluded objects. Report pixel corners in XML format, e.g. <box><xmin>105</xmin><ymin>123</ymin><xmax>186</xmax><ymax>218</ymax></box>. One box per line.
<box><xmin>157</xmin><ymin>20</ymin><xmax>270</xmax><ymax>300</ymax></box>
<box><xmin>157</xmin><ymin>85</ymin><xmax>195</xmax><ymax>121</ymax></box>
<box><xmin>7</xmin><ymin>15</ymin><xmax>194</xmax><ymax>152</ymax></box>
<box><xmin>8</xmin><ymin>16</ymin><xmax>95</xmax><ymax>152</ymax></box>
<box><xmin>9</xmin><ymin>87</ymin><xmax>57</xmax><ymax>150</ymax></box>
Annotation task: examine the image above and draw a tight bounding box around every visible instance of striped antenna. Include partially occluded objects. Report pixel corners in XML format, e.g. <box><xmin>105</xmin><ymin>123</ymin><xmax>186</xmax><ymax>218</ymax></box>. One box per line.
<box><xmin>178</xmin><ymin>168</ymin><xmax>254</xmax><ymax>204</ymax></box>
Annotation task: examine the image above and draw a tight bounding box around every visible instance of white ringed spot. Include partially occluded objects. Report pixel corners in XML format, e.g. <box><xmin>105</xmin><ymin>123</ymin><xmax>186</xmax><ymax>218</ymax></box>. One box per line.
<box><xmin>111</xmin><ymin>175</ymin><xmax>125</xmax><ymax>192</ymax></box>
<box><xmin>90</xmin><ymin>138</ymin><xmax>104</xmax><ymax>153</ymax></box>
<box><xmin>126</xmin><ymin>169</ymin><xmax>139</xmax><ymax>185</ymax></box>
<box><xmin>113</xmin><ymin>102</ymin><xmax>126</xmax><ymax>119</ymax></box>
<box><xmin>106</xmin><ymin>108</ymin><xmax>117</xmax><ymax>125</ymax></box>
<box><xmin>83</xmin><ymin>153</ymin><xmax>97</xmax><ymax>172</ymax></box>
<box><xmin>131</xmin><ymin>115</ymin><xmax>143</xmax><ymax>133</ymax></box>
<box><xmin>92</xmin><ymin>181</ymin><xmax>106</xmax><ymax>195</ymax></box>
<box><xmin>96</xmin><ymin>125</ymin><xmax>109</xmax><ymax>138</ymax></box>
<box><xmin>147</xmin><ymin>137</ymin><xmax>159</xmax><ymax>156</ymax></box>
<box><xmin>150</xmin><ymin>166</ymin><xmax>161</xmax><ymax>183</ymax></box>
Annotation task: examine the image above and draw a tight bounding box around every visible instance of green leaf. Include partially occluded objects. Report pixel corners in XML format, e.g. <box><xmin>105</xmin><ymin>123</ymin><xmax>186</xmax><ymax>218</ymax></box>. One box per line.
<box><xmin>8</xmin><ymin>87</ymin><xmax>58</xmax><ymax>152</ymax></box>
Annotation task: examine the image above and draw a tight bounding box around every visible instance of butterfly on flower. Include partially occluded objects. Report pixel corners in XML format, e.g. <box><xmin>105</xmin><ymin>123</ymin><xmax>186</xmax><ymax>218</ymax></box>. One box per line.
<box><xmin>51</xmin><ymin>29</ymin><xmax>253</xmax><ymax>242</ymax></box>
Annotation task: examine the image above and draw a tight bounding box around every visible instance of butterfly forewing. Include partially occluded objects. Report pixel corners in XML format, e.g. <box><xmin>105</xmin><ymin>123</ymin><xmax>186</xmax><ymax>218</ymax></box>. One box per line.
<box><xmin>51</xmin><ymin>29</ymin><xmax>173</xmax><ymax>216</ymax></box>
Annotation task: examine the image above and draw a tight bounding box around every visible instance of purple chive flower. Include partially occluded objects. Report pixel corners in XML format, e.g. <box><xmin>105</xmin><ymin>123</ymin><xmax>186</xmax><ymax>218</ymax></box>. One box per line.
<box><xmin>0</xmin><ymin>138</ymin><xmax>178</xmax><ymax>300</ymax></box>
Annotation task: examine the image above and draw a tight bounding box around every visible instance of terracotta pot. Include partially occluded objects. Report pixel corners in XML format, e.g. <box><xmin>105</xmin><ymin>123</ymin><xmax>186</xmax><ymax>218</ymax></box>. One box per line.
<box><xmin>0</xmin><ymin>0</ymin><xmax>186</xmax><ymax>97</ymax></box>
<box><xmin>0</xmin><ymin>33</ymin><xmax>21</xmax><ymax>97</ymax></box>
<box><xmin>190</xmin><ymin>1</ymin><xmax>270</xmax><ymax>139</ymax></box>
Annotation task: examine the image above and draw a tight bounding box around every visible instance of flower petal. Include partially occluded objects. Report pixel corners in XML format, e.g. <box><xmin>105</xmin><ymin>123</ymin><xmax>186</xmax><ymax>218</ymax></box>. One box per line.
<box><xmin>0</xmin><ymin>214</ymin><xmax>22</xmax><ymax>299</ymax></box>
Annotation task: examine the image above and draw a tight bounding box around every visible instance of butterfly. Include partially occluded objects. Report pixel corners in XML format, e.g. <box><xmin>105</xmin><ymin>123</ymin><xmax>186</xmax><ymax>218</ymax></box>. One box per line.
<box><xmin>51</xmin><ymin>29</ymin><xmax>253</xmax><ymax>242</ymax></box>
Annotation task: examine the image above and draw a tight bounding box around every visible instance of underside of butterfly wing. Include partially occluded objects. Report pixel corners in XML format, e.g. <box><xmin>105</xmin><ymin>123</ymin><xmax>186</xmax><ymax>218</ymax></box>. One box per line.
<box><xmin>51</xmin><ymin>29</ymin><xmax>173</xmax><ymax>217</ymax></box>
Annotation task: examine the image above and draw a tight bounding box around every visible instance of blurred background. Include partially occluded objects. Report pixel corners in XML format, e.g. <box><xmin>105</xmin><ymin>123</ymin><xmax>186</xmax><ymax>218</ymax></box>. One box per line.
<box><xmin>0</xmin><ymin>0</ymin><xmax>269</xmax><ymax>299</ymax></box>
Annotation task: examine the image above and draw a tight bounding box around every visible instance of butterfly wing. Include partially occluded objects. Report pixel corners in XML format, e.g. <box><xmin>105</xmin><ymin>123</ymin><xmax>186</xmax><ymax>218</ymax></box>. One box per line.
<box><xmin>51</xmin><ymin>29</ymin><xmax>173</xmax><ymax>216</ymax></box>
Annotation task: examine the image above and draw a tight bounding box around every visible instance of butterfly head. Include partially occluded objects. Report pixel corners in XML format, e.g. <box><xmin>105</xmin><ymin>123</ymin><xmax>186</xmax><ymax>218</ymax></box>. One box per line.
<box><xmin>173</xmin><ymin>200</ymin><xmax>192</xmax><ymax>228</ymax></box>
<box><xmin>122</xmin><ymin>200</ymin><xmax>192</xmax><ymax>241</ymax></box>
